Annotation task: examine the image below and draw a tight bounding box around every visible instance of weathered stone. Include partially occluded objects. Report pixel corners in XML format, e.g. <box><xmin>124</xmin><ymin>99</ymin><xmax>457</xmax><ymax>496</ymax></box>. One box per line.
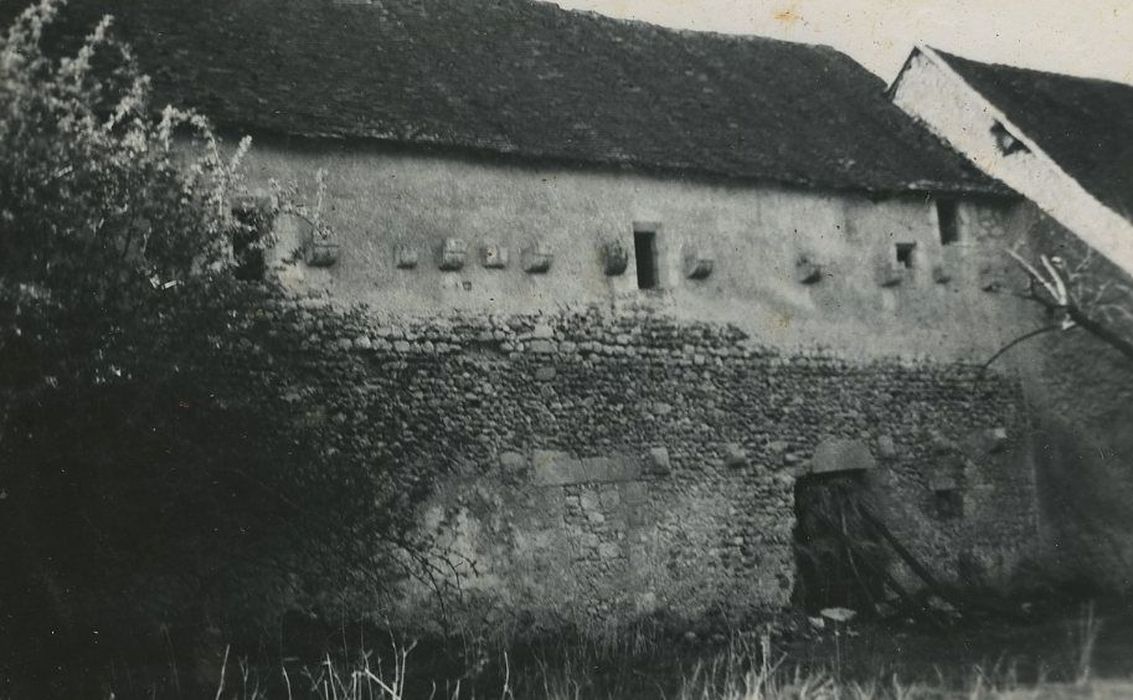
<box><xmin>988</xmin><ymin>427</ymin><xmax>1009</xmax><ymax>452</ymax></box>
<box><xmin>877</xmin><ymin>435</ymin><xmax>898</xmax><ymax>459</ymax></box>
<box><xmin>602</xmin><ymin>240</ymin><xmax>629</xmax><ymax>275</ymax></box>
<box><xmin>723</xmin><ymin>443</ymin><xmax>747</xmax><ymax>468</ymax></box>
<box><xmin>529</xmin><ymin>339</ymin><xmax>554</xmax><ymax>354</ymax></box>
<box><xmin>481</xmin><ymin>242</ymin><xmax>509</xmax><ymax>268</ymax></box>
<box><xmin>438</xmin><ymin>237</ymin><xmax>467</xmax><ymax>270</ymax></box>
<box><xmin>683</xmin><ymin>244</ymin><xmax>714</xmax><ymax>279</ymax></box>
<box><xmin>521</xmin><ymin>242</ymin><xmax>553</xmax><ymax>273</ymax></box>
<box><xmin>621</xmin><ymin>481</ymin><xmax>648</xmax><ymax>505</ymax></box>
<box><xmin>394</xmin><ymin>243</ymin><xmax>418</xmax><ymax>269</ymax></box>
<box><xmin>646</xmin><ymin>447</ymin><xmax>671</xmax><ymax>475</ymax></box>
<box><xmin>499</xmin><ymin>451</ymin><xmax>526</xmax><ymax>473</ymax></box>
<box><xmin>534</xmin><ymin>366</ymin><xmax>556</xmax><ymax>381</ymax></box>
<box><xmin>807</xmin><ymin>438</ymin><xmax>876</xmax><ymax>475</ymax></box>
<box><xmin>598</xmin><ymin>542</ymin><xmax>620</xmax><ymax>559</ymax></box>
<box><xmin>795</xmin><ymin>254</ymin><xmax>823</xmax><ymax>284</ymax></box>
<box><xmin>532</xmin><ymin>450</ymin><xmax>575</xmax><ymax>486</ymax></box>
<box><xmin>598</xmin><ymin>487</ymin><xmax>621</xmax><ymax>509</ymax></box>
<box><xmin>532</xmin><ymin>323</ymin><xmax>554</xmax><ymax>339</ymax></box>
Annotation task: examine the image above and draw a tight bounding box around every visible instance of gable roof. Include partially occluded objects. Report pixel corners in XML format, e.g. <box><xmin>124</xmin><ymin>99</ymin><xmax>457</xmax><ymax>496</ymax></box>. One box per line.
<box><xmin>17</xmin><ymin>0</ymin><xmax>1006</xmax><ymax>196</ymax></box>
<box><xmin>933</xmin><ymin>49</ymin><xmax>1133</xmax><ymax>221</ymax></box>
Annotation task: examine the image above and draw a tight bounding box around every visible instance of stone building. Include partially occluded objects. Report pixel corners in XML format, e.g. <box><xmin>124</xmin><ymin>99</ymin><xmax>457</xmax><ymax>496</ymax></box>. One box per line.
<box><xmin>891</xmin><ymin>49</ymin><xmax>1133</xmax><ymax>593</ymax></box>
<box><xmin>30</xmin><ymin>0</ymin><xmax>1097</xmax><ymax>625</ymax></box>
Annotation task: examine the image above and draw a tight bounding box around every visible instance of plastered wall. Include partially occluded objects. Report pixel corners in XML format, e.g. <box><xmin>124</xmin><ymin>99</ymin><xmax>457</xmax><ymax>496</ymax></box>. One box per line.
<box><xmin>244</xmin><ymin>137</ymin><xmax>1036</xmax><ymax>363</ymax></box>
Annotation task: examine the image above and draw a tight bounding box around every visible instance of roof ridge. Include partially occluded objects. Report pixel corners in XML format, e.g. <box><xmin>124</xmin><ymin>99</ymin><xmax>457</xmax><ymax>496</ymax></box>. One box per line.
<box><xmin>11</xmin><ymin>0</ymin><xmax>1005</xmax><ymax>195</ymax></box>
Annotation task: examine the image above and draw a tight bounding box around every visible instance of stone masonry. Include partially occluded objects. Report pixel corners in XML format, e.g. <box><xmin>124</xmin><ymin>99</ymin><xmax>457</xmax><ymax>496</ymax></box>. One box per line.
<box><xmin>297</xmin><ymin>301</ymin><xmax>1038</xmax><ymax>629</ymax></box>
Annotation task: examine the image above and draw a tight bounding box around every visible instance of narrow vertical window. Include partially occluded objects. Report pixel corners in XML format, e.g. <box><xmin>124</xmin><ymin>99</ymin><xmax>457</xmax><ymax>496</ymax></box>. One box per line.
<box><xmin>937</xmin><ymin>199</ymin><xmax>959</xmax><ymax>245</ymax></box>
<box><xmin>634</xmin><ymin>230</ymin><xmax>658</xmax><ymax>290</ymax></box>
<box><xmin>895</xmin><ymin>242</ymin><xmax>917</xmax><ymax>269</ymax></box>
<box><xmin>232</xmin><ymin>199</ymin><xmax>268</xmax><ymax>281</ymax></box>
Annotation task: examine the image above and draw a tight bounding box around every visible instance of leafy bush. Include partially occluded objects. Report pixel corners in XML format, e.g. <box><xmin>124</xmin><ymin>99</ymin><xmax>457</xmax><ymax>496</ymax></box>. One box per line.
<box><xmin>0</xmin><ymin>2</ymin><xmax>434</xmax><ymax>693</ymax></box>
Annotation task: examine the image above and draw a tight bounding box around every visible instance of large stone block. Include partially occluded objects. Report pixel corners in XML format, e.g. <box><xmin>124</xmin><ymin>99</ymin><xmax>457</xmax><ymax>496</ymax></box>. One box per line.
<box><xmin>807</xmin><ymin>438</ymin><xmax>876</xmax><ymax>475</ymax></box>
<box><xmin>533</xmin><ymin>449</ymin><xmax>578</xmax><ymax>486</ymax></box>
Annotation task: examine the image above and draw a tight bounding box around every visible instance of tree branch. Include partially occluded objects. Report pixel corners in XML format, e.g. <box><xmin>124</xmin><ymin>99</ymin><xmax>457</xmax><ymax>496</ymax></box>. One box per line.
<box><xmin>980</xmin><ymin>324</ymin><xmax>1063</xmax><ymax>375</ymax></box>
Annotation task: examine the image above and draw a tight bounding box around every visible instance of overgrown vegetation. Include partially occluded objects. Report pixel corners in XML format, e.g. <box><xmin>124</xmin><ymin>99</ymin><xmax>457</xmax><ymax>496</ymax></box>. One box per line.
<box><xmin>0</xmin><ymin>2</ymin><xmax>439</xmax><ymax>694</ymax></box>
<box><xmin>91</xmin><ymin>602</ymin><xmax>1123</xmax><ymax>699</ymax></box>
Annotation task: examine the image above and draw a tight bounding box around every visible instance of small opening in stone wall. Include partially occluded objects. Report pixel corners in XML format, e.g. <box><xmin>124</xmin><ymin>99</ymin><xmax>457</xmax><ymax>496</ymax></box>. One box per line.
<box><xmin>895</xmin><ymin>242</ymin><xmax>917</xmax><ymax>269</ymax></box>
<box><xmin>934</xmin><ymin>490</ymin><xmax>963</xmax><ymax>520</ymax></box>
<box><xmin>635</xmin><ymin>230</ymin><xmax>659</xmax><ymax>290</ymax></box>
<box><xmin>936</xmin><ymin>199</ymin><xmax>959</xmax><ymax>246</ymax></box>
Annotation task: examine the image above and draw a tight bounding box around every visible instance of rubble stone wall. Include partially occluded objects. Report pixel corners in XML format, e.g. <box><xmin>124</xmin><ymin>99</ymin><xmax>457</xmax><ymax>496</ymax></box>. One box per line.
<box><xmin>313</xmin><ymin>304</ymin><xmax>1039</xmax><ymax>627</ymax></box>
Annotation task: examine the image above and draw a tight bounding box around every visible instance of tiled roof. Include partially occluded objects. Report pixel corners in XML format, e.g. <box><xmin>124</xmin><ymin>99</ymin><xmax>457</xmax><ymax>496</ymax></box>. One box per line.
<box><xmin>14</xmin><ymin>0</ymin><xmax>1008</xmax><ymax>195</ymax></box>
<box><xmin>936</xmin><ymin>50</ymin><xmax>1133</xmax><ymax>219</ymax></box>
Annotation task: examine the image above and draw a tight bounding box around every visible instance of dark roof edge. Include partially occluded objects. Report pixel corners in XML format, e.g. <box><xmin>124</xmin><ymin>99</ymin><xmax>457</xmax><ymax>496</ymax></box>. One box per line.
<box><xmin>929</xmin><ymin>46</ymin><xmax>1133</xmax><ymax>91</ymax></box>
<box><xmin>234</xmin><ymin>122</ymin><xmax>1016</xmax><ymax>199</ymax></box>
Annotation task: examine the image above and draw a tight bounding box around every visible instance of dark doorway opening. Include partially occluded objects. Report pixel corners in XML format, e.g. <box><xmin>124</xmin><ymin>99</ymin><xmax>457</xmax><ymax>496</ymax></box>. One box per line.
<box><xmin>792</xmin><ymin>471</ymin><xmax>889</xmax><ymax>613</ymax></box>
<box><xmin>634</xmin><ymin>230</ymin><xmax>658</xmax><ymax>290</ymax></box>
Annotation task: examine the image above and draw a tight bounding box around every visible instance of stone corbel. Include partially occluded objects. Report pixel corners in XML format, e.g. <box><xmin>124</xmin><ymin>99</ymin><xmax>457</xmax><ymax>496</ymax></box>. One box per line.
<box><xmin>304</xmin><ymin>239</ymin><xmax>340</xmax><ymax>267</ymax></box>
<box><xmin>521</xmin><ymin>242</ymin><xmax>554</xmax><ymax>273</ymax></box>
<box><xmin>481</xmin><ymin>242</ymin><xmax>509</xmax><ymax>269</ymax></box>
<box><xmin>795</xmin><ymin>253</ymin><xmax>824</xmax><ymax>284</ymax></box>
<box><xmin>394</xmin><ymin>243</ymin><xmax>418</xmax><ymax>269</ymax></box>
<box><xmin>603</xmin><ymin>240</ymin><xmax>628</xmax><ymax>275</ymax></box>
<box><xmin>682</xmin><ymin>244</ymin><xmax>714</xmax><ymax>279</ymax></box>
<box><xmin>877</xmin><ymin>260</ymin><xmax>906</xmax><ymax>287</ymax></box>
<box><xmin>438</xmin><ymin>237</ymin><xmax>467</xmax><ymax>271</ymax></box>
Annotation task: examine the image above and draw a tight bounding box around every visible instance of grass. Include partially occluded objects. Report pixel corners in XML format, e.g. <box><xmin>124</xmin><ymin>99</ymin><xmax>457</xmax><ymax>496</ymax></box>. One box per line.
<box><xmin>184</xmin><ymin>604</ymin><xmax>1114</xmax><ymax>700</ymax></box>
<box><xmin>3</xmin><ymin>602</ymin><xmax>1120</xmax><ymax>698</ymax></box>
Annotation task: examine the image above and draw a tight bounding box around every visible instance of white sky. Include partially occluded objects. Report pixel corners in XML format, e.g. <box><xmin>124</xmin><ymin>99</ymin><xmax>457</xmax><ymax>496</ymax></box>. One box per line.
<box><xmin>547</xmin><ymin>0</ymin><xmax>1133</xmax><ymax>86</ymax></box>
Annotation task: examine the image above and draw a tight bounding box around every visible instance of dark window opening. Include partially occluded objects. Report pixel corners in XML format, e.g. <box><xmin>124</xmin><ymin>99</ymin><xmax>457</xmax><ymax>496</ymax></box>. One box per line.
<box><xmin>232</xmin><ymin>202</ymin><xmax>268</xmax><ymax>281</ymax></box>
<box><xmin>895</xmin><ymin>242</ymin><xmax>917</xmax><ymax>269</ymax></box>
<box><xmin>936</xmin><ymin>200</ymin><xmax>959</xmax><ymax>245</ymax></box>
<box><xmin>990</xmin><ymin>121</ymin><xmax>1030</xmax><ymax>156</ymax></box>
<box><xmin>934</xmin><ymin>490</ymin><xmax>963</xmax><ymax>519</ymax></box>
<box><xmin>634</xmin><ymin>230</ymin><xmax>658</xmax><ymax>290</ymax></box>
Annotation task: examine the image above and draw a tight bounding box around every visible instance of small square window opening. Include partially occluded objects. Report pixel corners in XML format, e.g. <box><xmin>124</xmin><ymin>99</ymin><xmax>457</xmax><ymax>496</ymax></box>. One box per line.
<box><xmin>635</xmin><ymin>230</ymin><xmax>659</xmax><ymax>290</ymax></box>
<box><xmin>895</xmin><ymin>242</ymin><xmax>917</xmax><ymax>269</ymax></box>
<box><xmin>934</xmin><ymin>490</ymin><xmax>963</xmax><ymax>519</ymax></box>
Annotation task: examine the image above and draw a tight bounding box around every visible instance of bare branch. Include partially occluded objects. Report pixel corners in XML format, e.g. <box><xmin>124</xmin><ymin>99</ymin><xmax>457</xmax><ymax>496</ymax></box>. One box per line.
<box><xmin>980</xmin><ymin>325</ymin><xmax>1063</xmax><ymax>375</ymax></box>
